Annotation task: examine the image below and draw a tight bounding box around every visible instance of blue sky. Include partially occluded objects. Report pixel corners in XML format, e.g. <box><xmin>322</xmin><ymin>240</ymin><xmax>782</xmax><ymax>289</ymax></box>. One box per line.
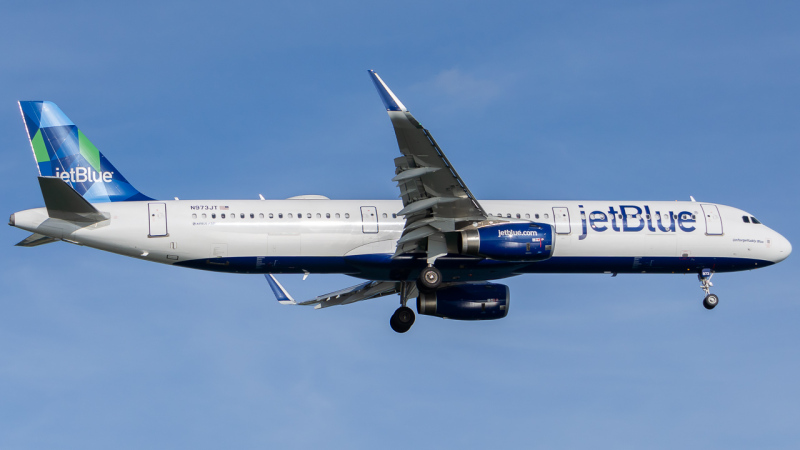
<box><xmin>2</xmin><ymin>1</ymin><xmax>800</xmax><ymax>448</ymax></box>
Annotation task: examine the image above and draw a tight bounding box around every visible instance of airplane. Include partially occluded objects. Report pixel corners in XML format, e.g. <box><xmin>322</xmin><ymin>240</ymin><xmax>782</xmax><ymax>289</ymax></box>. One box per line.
<box><xmin>9</xmin><ymin>70</ymin><xmax>792</xmax><ymax>333</ymax></box>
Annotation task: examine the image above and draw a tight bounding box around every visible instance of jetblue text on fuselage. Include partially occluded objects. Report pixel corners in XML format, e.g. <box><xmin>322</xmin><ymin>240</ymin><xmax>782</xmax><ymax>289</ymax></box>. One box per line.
<box><xmin>577</xmin><ymin>204</ymin><xmax>697</xmax><ymax>241</ymax></box>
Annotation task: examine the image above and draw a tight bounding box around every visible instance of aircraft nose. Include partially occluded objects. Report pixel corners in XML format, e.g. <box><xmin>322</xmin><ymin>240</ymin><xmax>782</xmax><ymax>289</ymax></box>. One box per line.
<box><xmin>772</xmin><ymin>233</ymin><xmax>792</xmax><ymax>263</ymax></box>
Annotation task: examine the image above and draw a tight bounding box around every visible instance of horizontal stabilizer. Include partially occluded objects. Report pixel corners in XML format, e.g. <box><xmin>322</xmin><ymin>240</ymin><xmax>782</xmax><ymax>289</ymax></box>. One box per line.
<box><xmin>15</xmin><ymin>233</ymin><xmax>58</xmax><ymax>247</ymax></box>
<box><xmin>38</xmin><ymin>176</ymin><xmax>107</xmax><ymax>223</ymax></box>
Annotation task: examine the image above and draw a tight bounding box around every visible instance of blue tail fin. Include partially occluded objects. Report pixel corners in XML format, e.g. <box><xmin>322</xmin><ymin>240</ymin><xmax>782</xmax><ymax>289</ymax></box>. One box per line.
<box><xmin>18</xmin><ymin>101</ymin><xmax>151</xmax><ymax>202</ymax></box>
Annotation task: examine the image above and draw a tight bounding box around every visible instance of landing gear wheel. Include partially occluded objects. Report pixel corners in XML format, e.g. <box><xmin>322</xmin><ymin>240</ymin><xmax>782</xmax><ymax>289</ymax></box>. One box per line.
<box><xmin>390</xmin><ymin>306</ymin><xmax>416</xmax><ymax>333</ymax></box>
<box><xmin>703</xmin><ymin>294</ymin><xmax>719</xmax><ymax>310</ymax></box>
<box><xmin>417</xmin><ymin>266</ymin><xmax>442</xmax><ymax>292</ymax></box>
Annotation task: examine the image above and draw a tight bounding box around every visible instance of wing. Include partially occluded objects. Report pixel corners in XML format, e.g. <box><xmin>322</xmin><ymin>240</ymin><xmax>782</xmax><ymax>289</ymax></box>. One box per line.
<box><xmin>368</xmin><ymin>70</ymin><xmax>489</xmax><ymax>255</ymax></box>
<box><xmin>265</xmin><ymin>274</ymin><xmax>400</xmax><ymax>309</ymax></box>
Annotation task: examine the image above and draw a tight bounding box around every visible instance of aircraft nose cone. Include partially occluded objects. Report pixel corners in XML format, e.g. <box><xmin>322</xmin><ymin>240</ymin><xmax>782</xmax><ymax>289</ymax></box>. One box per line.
<box><xmin>773</xmin><ymin>234</ymin><xmax>792</xmax><ymax>263</ymax></box>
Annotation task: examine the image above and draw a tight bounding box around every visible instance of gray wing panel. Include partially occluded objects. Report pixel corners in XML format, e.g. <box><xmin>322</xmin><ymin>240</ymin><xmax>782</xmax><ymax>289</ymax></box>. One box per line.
<box><xmin>389</xmin><ymin>111</ymin><xmax>486</xmax><ymax>221</ymax></box>
<box><xmin>368</xmin><ymin>71</ymin><xmax>488</xmax><ymax>254</ymax></box>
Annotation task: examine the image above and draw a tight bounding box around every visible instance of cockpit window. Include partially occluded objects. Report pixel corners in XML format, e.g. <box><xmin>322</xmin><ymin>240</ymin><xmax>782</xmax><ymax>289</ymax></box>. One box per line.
<box><xmin>750</xmin><ymin>216</ymin><xmax>761</xmax><ymax>224</ymax></box>
<box><xmin>742</xmin><ymin>216</ymin><xmax>750</xmax><ymax>223</ymax></box>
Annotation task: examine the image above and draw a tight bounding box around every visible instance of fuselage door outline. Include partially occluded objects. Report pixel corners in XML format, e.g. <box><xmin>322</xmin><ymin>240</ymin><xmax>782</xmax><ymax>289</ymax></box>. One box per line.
<box><xmin>553</xmin><ymin>207</ymin><xmax>571</xmax><ymax>234</ymax></box>
<box><xmin>701</xmin><ymin>204</ymin><xmax>723</xmax><ymax>235</ymax></box>
<box><xmin>361</xmin><ymin>206</ymin><xmax>379</xmax><ymax>234</ymax></box>
<box><xmin>148</xmin><ymin>202</ymin><xmax>168</xmax><ymax>237</ymax></box>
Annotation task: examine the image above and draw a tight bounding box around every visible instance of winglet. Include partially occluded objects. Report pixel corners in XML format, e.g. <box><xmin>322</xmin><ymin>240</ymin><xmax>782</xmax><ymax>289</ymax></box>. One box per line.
<box><xmin>265</xmin><ymin>274</ymin><xmax>296</xmax><ymax>305</ymax></box>
<box><xmin>368</xmin><ymin>70</ymin><xmax>407</xmax><ymax>112</ymax></box>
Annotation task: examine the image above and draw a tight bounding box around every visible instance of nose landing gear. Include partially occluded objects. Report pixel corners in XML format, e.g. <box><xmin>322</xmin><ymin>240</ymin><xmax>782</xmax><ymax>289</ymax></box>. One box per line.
<box><xmin>699</xmin><ymin>268</ymin><xmax>718</xmax><ymax>310</ymax></box>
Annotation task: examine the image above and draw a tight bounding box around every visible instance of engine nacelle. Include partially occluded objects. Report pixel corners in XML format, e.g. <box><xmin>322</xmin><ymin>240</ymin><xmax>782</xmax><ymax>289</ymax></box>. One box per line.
<box><xmin>417</xmin><ymin>282</ymin><xmax>510</xmax><ymax>320</ymax></box>
<box><xmin>460</xmin><ymin>223</ymin><xmax>554</xmax><ymax>261</ymax></box>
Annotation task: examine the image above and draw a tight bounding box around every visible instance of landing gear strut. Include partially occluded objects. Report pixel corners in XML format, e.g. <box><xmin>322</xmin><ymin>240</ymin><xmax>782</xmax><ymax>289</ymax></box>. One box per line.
<box><xmin>390</xmin><ymin>282</ymin><xmax>417</xmax><ymax>333</ymax></box>
<box><xmin>699</xmin><ymin>268</ymin><xmax>719</xmax><ymax>310</ymax></box>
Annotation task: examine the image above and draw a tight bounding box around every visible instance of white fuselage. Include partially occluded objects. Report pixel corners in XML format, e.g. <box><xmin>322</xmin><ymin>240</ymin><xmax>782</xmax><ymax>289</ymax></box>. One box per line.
<box><xmin>11</xmin><ymin>199</ymin><xmax>792</xmax><ymax>280</ymax></box>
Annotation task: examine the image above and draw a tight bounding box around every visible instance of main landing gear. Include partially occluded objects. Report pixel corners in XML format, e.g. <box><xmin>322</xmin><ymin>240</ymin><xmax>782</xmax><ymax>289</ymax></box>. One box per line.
<box><xmin>390</xmin><ymin>282</ymin><xmax>417</xmax><ymax>333</ymax></box>
<box><xmin>417</xmin><ymin>265</ymin><xmax>442</xmax><ymax>292</ymax></box>
<box><xmin>699</xmin><ymin>268</ymin><xmax>719</xmax><ymax>310</ymax></box>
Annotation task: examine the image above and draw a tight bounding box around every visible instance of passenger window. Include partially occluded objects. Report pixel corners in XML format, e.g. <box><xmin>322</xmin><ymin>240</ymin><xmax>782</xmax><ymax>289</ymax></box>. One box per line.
<box><xmin>211</xmin><ymin>213</ymin><xmax>216</xmax><ymax>219</ymax></box>
<box><xmin>345</xmin><ymin>213</ymin><xmax>350</xmax><ymax>219</ymax></box>
<box><xmin>307</xmin><ymin>213</ymin><xmax>311</xmax><ymax>218</ymax></box>
<box><xmin>335</xmin><ymin>213</ymin><xmax>340</xmax><ymax>218</ymax></box>
<box><xmin>525</xmin><ymin>213</ymin><xmax>530</xmax><ymax>219</ymax></box>
<box><xmin>742</xmin><ymin>216</ymin><xmax>750</xmax><ymax>223</ymax></box>
<box><xmin>544</xmin><ymin>214</ymin><xmax>549</xmax><ymax>219</ymax></box>
<box><xmin>192</xmin><ymin>213</ymin><xmax>197</xmax><ymax>219</ymax></box>
<box><xmin>326</xmin><ymin>213</ymin><xmax>330</xmax><ymax>219</ymax></box>
<box><xmin>250</xmin><ymin>213</ymin><xmax>254</xmax><ymax>219</ymax></box>
<box><xmin>382</xmin><ymin>213</ymin><xmax>388</xmax><ymax>218</ymax></box>
<box><xmin>751</xmin><ymin>216</ymin><xmax>761</xmax><ymax>224</ymax></box>
<box><xmin>392</xmin><ymin>214</ymin><xmax>397</xmax><ymax>218</ymax></box>
<box><xmin>202</xmin><ymin>213</ymin><xmax>207</xmax><ymax>219</ymax></box>
<box><xmin>516</xmin><ymin>213</ymin><xmax>521</xmax><ymax>219</ymax></box>
<box><xmin>259</xmin><ymin>213</ymin><xmax>264</xmax><ymax>219</ymax></box>
<box><xmin>297</xmin><ymin>213</ymin><xmax>302</xmax><ymax>219</ymax></box>
<box><xmin>288</xmin><ymin>213</ymin><xmax>293</xmax><ymax>218</ymax></box>
<box><xmin>241</xmin><ymin>213</ymin><xmax>246</xmax><ymax>219</ymax></box>
<box><xmin>507</xmin><ymin>213</ymin><xmax>511</xmax><ymax>218</ymax></box>
<box><xmin>317</xmin><ymin>213</ymin><xmax>321</xmax><ymax>218</ymax></box>
<box><xmin>692</xmin><ymin>214</ymin><xmax>696</xmax><ymax>220</ymax></box>
<box><xmin>278</xmin><ymin>213</ymin><xmax>283</xmax><ymax>219</ymax></box>
<box><xmin>269</xmin><ymin>213</ymin><xmax>273</xmax><ymax>219</ymax></box>
<box><xmin>221</xmin><ymin>213</ymin><xmax>226</xmax><ymax>219</ymax></box>
<box><xmin>535</xmin><ymin>214</ymin><xmax>540</xmax><ymax>219</ymax></box>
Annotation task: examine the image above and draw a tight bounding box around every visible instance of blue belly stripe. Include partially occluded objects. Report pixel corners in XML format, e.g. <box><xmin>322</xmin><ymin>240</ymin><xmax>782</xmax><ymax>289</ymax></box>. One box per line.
<box><xmin>174</xmin><ymin>254</ymin><xmax>774</xmax><ymax>280</ymax></box>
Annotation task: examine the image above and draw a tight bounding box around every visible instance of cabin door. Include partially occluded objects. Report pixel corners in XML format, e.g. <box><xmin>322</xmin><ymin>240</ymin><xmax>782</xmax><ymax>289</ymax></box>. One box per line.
<box><xmin>148</xmin><ymin>203</ymin><xmax>168</xmax><ymax>237</ymax></box>
<box><xmin>701</xmin><ymin>204</ymin><xmax>723</xmax><ymax>235</ymax></box>
<box><xmin>552</xmin><ymin>207</ymin><xmax>571</xmax><ymax>234</ymax></box>
<box><xmin>361</xmin><ymin>206</ymin><xmax>378</xmax><ymax>233</ymax></box>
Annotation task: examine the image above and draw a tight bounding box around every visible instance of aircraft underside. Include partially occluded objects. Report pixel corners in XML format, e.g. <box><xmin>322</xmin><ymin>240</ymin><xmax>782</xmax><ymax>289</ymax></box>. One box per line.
<box><xmin>174</xmin><ymin>254</ymin><xmax>775</xmax><ymax>279</ymax></box>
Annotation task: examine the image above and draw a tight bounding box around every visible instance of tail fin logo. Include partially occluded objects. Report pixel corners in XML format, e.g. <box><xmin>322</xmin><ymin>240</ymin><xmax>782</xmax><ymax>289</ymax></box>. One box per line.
<box><xmin>55</xmin><ymin>167</ymin><xmax>114</xmax><ymax>184</ymax></box>
<box><xmin>19</xmin><ymin>101</ymin><xmax>151</xmax><ymax>203</ymax></box>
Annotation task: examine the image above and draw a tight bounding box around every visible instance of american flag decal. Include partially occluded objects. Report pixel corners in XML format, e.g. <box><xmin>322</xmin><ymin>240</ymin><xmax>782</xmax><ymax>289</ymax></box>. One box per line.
<box><xmin>220</xmin><ymin>206</ymin><xmax>229</xmax><ymax>210</ymax></box>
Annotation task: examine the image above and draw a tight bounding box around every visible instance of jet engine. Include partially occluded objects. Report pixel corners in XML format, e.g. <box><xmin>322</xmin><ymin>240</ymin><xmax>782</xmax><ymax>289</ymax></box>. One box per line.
<box><xmin>459</xmin><ymin>223</ymin><xmax>554</xmax><ymax>261</ymax></box>
<box><xmin>416</xmin><ymin>282</ymin><xmax>510</xmax><ymax>320</ymax></box>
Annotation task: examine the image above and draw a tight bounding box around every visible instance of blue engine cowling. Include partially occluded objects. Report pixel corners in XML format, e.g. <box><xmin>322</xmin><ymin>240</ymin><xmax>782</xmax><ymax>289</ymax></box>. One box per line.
<box><xmin>416</xmin><ymin>282</ymin><xmax>510</xmax><ymax>320</ymax></box>
<box><xmin>459</xmin><ymin>223</ymin><xmax>554</xmax><ymax>261</ymax></box>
